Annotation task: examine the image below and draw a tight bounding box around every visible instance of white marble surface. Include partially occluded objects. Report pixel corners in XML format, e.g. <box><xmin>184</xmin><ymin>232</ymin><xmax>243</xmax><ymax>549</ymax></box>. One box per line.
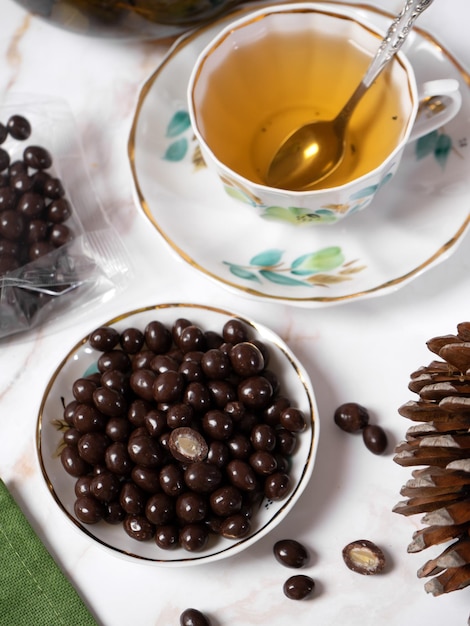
<box><xmin>1</xmin><ymin>1</ymin><xmax>469</xmax><ymax>625</ymax></box>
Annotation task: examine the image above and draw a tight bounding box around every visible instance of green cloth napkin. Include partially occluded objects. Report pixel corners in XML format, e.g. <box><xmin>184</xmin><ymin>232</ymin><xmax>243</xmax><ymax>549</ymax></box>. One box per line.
<box><xmin>0</xmin><ymin>479</ymin><xmax>98</xmax><ymax>626</ymax></box>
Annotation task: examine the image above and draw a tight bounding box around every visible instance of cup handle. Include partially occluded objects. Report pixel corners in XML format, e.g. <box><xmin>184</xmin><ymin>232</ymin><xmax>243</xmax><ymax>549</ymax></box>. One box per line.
<box><xmin>409</xmin><ymin>78</ymin><xmax>462</xmax><ymax>142</ymax></box>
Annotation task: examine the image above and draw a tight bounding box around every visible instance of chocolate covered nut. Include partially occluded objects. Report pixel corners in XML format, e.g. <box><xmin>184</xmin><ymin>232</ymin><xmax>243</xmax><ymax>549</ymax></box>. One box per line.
<box><xmin>342</xmin><ymin>539</ymin><xmax>386</xmax><ymax>575</ymax></box>
<box><xmin>166</xmin><ymin>402</ymin><xmax>193</xmax><ymax>429</ymax></box>
<box><xmin>210</xmin><ymin>485</ymin><xmax>243</xmax><ymax>517</ymax></box>
<box><xmin>179</xmin><ymin>523</ymin><xmax>208</xmax><ymax>551</ymax></box>
<box><xmin>120</xmin><ymin>482</ymin><xmax>146</xmax><ymax>515</ymax></box>
<box><xmin>74</xmin><ymin>495</ymin><xmax>105</xmax><ymax>524</ymax></box>
<box><xmin>180</xmin><ymin>608</ymin><xmax>211</xmax><ymax>626</ymax></box>
<box><xmin>97</xmin><ymin>350</ymin><xmax>131</xmax><ymax>373</ymax></box>
<box><xmin>238</xmin><ymin>375</ymin><xmax>273</xmax><ymax>409</ymax></box>
<box><xmin>229</xmin><ymin>341</ymin><xmax>265</xmax><ymax>376</ymax></box>
<box><xmin>153</xmin><ymin>370</ymin><xmax>184</xmax><ymax>403</ymax></box>
<box><xmin>105</xmin><ymin>441</ymin><xmax>133</xmax><ymax>476</ymax></box>
<box><xmin>159</xmin><ymin>463</ymin><xmax>184</xmax><ymax>496</ymax></box>
<box><xmin>178</xmin><ymin>324</ymin><xmax>206</xmax><ymax>352</ymax></box>
<box><xmin>362</xmin><ymin>424</ymin><xmax>388</xmax><ymax>454</ymax></box>
<box><xmin>128</xmin><ymin>434</ymin><xmax>164</xmax><ymax>468</ymax></box>
<box><xmin>130</xmin><ymin>369</ymin><xmax>156</xmax><ymax>402</ymax></box>
<box><xmin>169</xmin><ymin>427</ymin><xmax>209</xmax><ymax>463</ymax></box>
<box><xmin>0</xmin><ymin>187</ymin><xmax>17</xmax><ymax>211</ymax></box>
<box><xmin>155</xmin><ymin>524</ymin><xmax>179</xmax><ymax>550</ymax></box>
<box><xmin>89</xmin><ymin>326</ymin><xmax>120</xmax><ymax>351</ymax></box>
<box><xmin>123</xmin><ymin>514</ymin><xmax>155</xmax><ymax>541</ymax></box>
<box><xmin>222</xmin><ymin>318</ymin><xmax>248</xmax><ymax>343</ymax></box>
<box><xmin>264</xmin><ymin>472</ymin><xmax>290</xmax><ymax>500</ymax></box>
<box><xmin>184</xmin><ymin>462</ymin><xmax>222</xmax><ymax>494</ymax></box>
<box><xmin>90</xmin><ymin>471</ymin><xmax>121</xmax><ymax>502</ymax></box>
<box><xmin>61</xmin><ymin>445</ymin><xmax>90</xmax><ymax>477</ymax></box>
<box><xmin>23</xmin><ymin>145</ymin><xmax>52</xmax><ymax>170</ymax></box>
<box><xmin>226</xmin><ymin>459</ymin><xmax>258</xmax><ymax>492</ymax></box>
<box><xmin>93</xmin><ymin>386</ymin><xmax>127</xmax><ymax>417</ymax></box>
<box><xmin>251</xmin><ymin>424</ymin><xmax>276</xmax><ymax>451</ymax></box>
<box><xmin>201</xmin><ymin>348</ymin><xmax>231</xmax><ymax>379</ymax></box>
<box><xmin>283</xmin><ymin>574</ymin><xmax>315</xmax><ymax>600</ymax></box>
<box><xmin>280</xmin><ymin>407</ymin><xmax>307</xmax><ymax>433</ymax></box>
<box><xmin>0</xmin><ymin>148</ymin><xmax>10</xmax><ymax>172</ymax></box>
<box><xmin>219</xmin><ymin>513</ymin><xmax>250</xmax><ymax>539</ymax></box>
<box><xmin>43</xmin><ymin>176</ymin><xmax>65</xmax><ymax>199</ymax></box>
<box><xmin>250</xmin><ymin>450</ymin><xmax>277</xmax><ymax>475</ymax></box>
<box><xmin>273</xmin><ymin>539</ymin><xmax>309</xmax><ymax>568</ymax></box>
<box><xmin>72</xmin><ymin>404</ymin><xmax>107</xmax><ymax>433</ymax></box>
<box><xmin>202</xmin><ymin>409</ymin><xmax>233</xmax><ymax>440</ymax></box>
<box><xmin>77</xmin><ymin>432</ymin><xmax>109</xmax><ymax>465</ymax></box>
<box><xmin>29</xmin><ymin>240</ymin><xmax>54</xmax><ymax>260</ymax></box>
<box><xmin>7</xmin><ymin>115</ymin><xmax>31</xmax><ymax>140</ymax></box>
<box><xmin>46</xmin><ymin>197</ymin><xmax>71</xmax><ymax>223</ymax></box>
<box><xmin>0</xmin><ymin>210</ymin><xmax>23</xmax><ymax>240</ymax></box>
<box><xmin>145</xmin><ymin>320</ymin><xmax>172</xmax><ymax>353</ymax></box>
<box><xmin>49</xmin><ymin>223</ymin><xmax>72</xmax><ymax>247</ymax></box>
<box><xmin>145</xmin><ymin>492</ymin><xmax>174</xmax><ymax>525</ymax></box>
<box><xmin>104</xmin><ymin>501</ymin><xmax>126</xmax><ymax>525</ymax></box>
<box><xmin>334</xmin><ymin>402</ymin><xmax>369</xmax><ymax>433</ymax></box>
<box><xmin>101</xmin><ymin>369</ymin><xmax>129</xmax><ymax>396</ymax></box>
<box><xmin>176</xmin><ymin>492</ymin><xmax>207</xmax><ymax>523</ymax></box>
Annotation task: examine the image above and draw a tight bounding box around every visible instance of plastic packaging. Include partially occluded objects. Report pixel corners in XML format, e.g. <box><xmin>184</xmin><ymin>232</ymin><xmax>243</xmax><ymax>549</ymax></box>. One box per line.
<box><xmin>0</xmin><ymin>95</ymin><xmax>132</xmax><ymax>338</ymax></box>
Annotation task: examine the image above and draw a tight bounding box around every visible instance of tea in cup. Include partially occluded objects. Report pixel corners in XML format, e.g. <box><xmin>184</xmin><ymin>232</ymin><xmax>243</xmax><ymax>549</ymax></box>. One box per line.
<box><xmin>187</xmin><ymin>3</ymin><xmax>461</xmax><ymax>225</ymax></box>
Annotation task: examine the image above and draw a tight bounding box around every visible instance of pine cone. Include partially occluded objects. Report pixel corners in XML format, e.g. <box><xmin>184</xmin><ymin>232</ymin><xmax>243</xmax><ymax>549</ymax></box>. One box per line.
<box><xmin>393</xmin><ymin>322</ymin><xmax>470</xmax><ymax>596</ymax></box>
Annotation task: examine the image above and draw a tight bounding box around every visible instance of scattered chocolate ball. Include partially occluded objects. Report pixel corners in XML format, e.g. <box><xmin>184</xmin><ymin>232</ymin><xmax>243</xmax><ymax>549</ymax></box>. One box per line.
<box><xmin>334</xmin><ymin>402</ymin><xmax>369</xmax><ymax>433</ymax></box>
<box><xmin>362</xmin><ymin>424</ymin><xmax>388</xmax><ymax>454</ymax></box>
<box><xmin>334</xmin><ymin>402</ymin><xmax>388</xmax><ymax>455</ymax></box>
<box><xmin>273</xmin><ymin>539</ymin><xmax>309</xmax><ymax>568</ymax></box>
<box><xmin>342</xmin><ymin>539</ymin><xmax>386</xmax><ymax>575</ymax></box>
<box><xmin>180</xmin><ymin>608</ymin><xmax>211</xmax><ymax>626</ymax></box>
<box><xmin>283</xmin><ymin>574</ymin><xmax>315</xmax><ymax>600</ymax></box>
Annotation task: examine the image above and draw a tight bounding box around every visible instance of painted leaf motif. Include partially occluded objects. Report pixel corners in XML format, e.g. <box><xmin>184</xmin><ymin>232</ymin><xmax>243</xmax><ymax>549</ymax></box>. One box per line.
<box><xmin>225</xmin><ymin>263</ymin><xmax>260</xmax><ymax>282</ymax></box>
<box><xmin>83</xmin><ymin>363</ymin><xmax>99</xmax><ymax>377</ymax></box>
<box><xmin>291</xmin><ymin>247</ymin><xmax>345</xmax><ymax>275</ymax></box>
<box><xmin>349</xmin><ymin>185</ymin><xmax>378</xmax><ymax>200</ymax></box>
<box><xmin>164</xmin><ymin>138</ymin><xmax>188</xmax><ymax>162</ymax></box>
<box><xmin>166</xmin><ymin>110</ymin><xmax>191</xmax><ymax>137</ymax></box>
<box><xmin>259</xmin><ymin>270</ymin><xmax>308</xmax><ymax>286</ymax></box>
<box><xmin>307</xmin><ymin>273</ymin><xmax>352</xmax><ymax>285</ymax></box>
<box><xmin>416</xmin><ymin>130</ymin><xmax>439</xmax><ymax>160</ymax></box>
<box><xmin>379</xmin><ymin>172</ymin><xmax>394</xmax><ymax>188</ymax></box>
<box><xmin>262</xmin><ymin>206</ymin><xmax>303</xmax><ymax>223</ymax></box>
<box><xmin>224</xmin><ymin>185</ymin><xmax>257</xmax><ymax>206</ymax></box>
<box><xmin>435</xmin><ymin>133</ymin><xmax>452</xmax><ymax>168</ymax></box>
<box><xmin>250</xmin><ymin>249</ymin><xmax>284</xmax><ymax>267</ymax></box>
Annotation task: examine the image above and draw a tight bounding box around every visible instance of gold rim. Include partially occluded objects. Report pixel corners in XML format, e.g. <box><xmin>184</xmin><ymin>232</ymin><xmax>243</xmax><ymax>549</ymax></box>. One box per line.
<box><xmin>128</xmin><ymin>0</ymin><xmax>470</xmax><ymax>304</ymax></box>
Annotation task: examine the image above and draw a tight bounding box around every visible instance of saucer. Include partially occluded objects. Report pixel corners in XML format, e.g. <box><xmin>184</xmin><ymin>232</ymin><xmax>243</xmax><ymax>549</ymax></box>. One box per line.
<box><xmin>129</xmin><ymin>1</ymin><xmax>470</xmax><ymax>307</ymax></box>
<box><xmin>37</xmin><ymin>303</ymin><xmax>318</xmax><ymax>566</ymax></box>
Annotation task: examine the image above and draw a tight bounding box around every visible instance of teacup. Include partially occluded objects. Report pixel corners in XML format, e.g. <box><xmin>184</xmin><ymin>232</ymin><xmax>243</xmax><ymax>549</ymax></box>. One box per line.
<box><xmin>187</xmin><ymin>3</ymin><xmax>462</xmax><ymax>226</ymax></box>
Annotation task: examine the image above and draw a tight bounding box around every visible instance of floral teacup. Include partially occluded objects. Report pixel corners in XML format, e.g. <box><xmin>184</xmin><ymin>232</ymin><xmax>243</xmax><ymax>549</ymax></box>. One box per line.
<box><xmin>187</xmin><ymin>3</ymin><xmax>461</xmax><ymax>226</ymax></box>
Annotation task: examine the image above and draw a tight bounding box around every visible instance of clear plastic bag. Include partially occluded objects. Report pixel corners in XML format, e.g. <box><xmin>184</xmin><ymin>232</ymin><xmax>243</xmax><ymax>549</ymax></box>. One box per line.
<box><xmin>0</xmin><ymin>94</ymin><xmax>132</xmax><ymax>338</ymax></box>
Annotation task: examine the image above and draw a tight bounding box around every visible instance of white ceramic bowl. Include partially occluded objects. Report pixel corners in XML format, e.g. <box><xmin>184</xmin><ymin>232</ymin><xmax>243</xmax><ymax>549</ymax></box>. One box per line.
<box><xmin>37</xmin><ymin>303</ymin><xmax>319</xmax><ymax>566</ymax></box>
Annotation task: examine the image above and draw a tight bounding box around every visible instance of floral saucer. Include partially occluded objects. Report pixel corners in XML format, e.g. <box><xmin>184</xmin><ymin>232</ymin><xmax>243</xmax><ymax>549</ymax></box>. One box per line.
<box><xmin>128</xmin><ymin>1</ymin><xmax>470</xmax><ymax>307</ymax></box>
